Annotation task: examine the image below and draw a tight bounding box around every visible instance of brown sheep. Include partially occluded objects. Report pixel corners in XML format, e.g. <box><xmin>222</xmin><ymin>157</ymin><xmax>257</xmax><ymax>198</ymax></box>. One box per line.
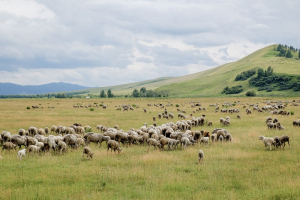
<box><xmin>200</xmin><ymin>130</ymin><xmax>210</xmax><ymax>137</ymax></box>
<box><xmin>83</xmin><ymin>146</ymin><xmax>94</xmax><ymax>159</ymax></box>
<box><xmin>159</xmin><ymin>137</ymin><xmax>171</xmax><ymax>150</ymax></box>
<box><xmin>207</xmin><ymin>121</ymin><xmax>213</xmax><ymax>126</ymax></box>
<box><xmin>2</xmin><ymin>142</ymin><xmax>17</xmax><ymax>152</ymax></box>
<box><xmin>107</xmin><ymin>140</ymin><xmax>122</xmax><ymax>154</ymax></box>
<box><xmin>279</xmin><ymin>135</ymin><xmax>290</xmax><ymax>149</ymax></box>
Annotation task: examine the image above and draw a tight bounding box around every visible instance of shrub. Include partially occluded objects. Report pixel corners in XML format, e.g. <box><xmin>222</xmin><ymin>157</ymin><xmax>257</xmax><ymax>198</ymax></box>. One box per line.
<box><xmin>176</xmin><ymin>104</ymin><xmax>180</xmax><ymax>107</ymax></box>
<box><xmin>85</xmin><ymin>128</ymin><xmax>92</xmax><ymax>132</ymax></box>
<box><xmin>246</xmin><ymin>91</ymin><xmax>256</xmax><ymax>97</ymax></box>
<box><xmin>222</xmin><ymin>85</ymin><xmax>243</xmax><ymax>94</ymax></box>
<box><xmin>90</xmin><ymin>108</ymin><xmax>94</xmax><ymax>111</ymax></box>
<box><xmin>26</xmin><ymin>106</ymin><xmax>30</xmax><ymax>110</ymax></box>
<box><xmin>291</xmin><ymin>111</ymin><xmax>294</xmax><ymax>115</ymax></box>
<box><xmin>132</xmin><ymin>104</ymin><xmax>137</xmax><ymax>108</ymax></box>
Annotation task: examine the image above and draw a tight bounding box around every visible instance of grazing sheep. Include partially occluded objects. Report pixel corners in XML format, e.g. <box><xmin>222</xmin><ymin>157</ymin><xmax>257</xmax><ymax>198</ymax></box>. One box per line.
<box><xmin>18</xmin><ymin>129</ymin><xmax>26</xmax><ymax>136</ymax></box>
<box><xmin>198</xmin><ymin>150</ymin><xmax>204</xmax><ymax>164</ymax></box>
<box><xmin>58</xmin><ymin>141</ymin><xmax>68</xmax><ymax>154</ymax></box>
<box><xmin>237</xmin><ymin>115</ymin><xmax>241</xmax><ymax>119</ymax></box>
<box><xmin>200</xmin><ymin>137</ymin><xmax>209</xmax><ymax>146</ymax></box>
<box><xmin>147</xmin><ymin>138</ymin><xmax>161</xmax><ymax>151</ymax></box>
<box><xmin>28</xmin><ymin>145</ymin><xmax>41</xmax><ymax>155</ymax></box>
<box><xmin>207</xmin><ymin>121</ymin><xmax>213</xmax><ymax>126</ymax></box>
<box><xmin>18</xmin><ymin>149</ymin><xmax>26</xmax><ymax>160</ymax></box>
<box><xmin>35</xmin><ymin>142</ymin><xmax>44</xmax><ymax>151</ymax></box>
<box><xmin>45</xmin><ymin>127</ymin><xmax>49</xmax><ymax>134</ymax></box>
<box><xmin>167</xmin><ymin>139</ymin><xmax>180</xmax><ymax>150</ymax></box>
<box><xmin>82</xmin><ymin>146</ymin><xmax>94</xmax><ymax>159</ymax></box>
<box><xmin>279</xmin><ymin>135</ymin><xmax>290</xmax><ymax>149</ymax></box>
<box><xmin>181</xmin><ymin>137</ymin><xmax>191</xmax><ymax>149</ymax></box>
<box><xmin>225</xmin><ymin>133</ymin><xmax>233</xmax><ymax>142</ymax></box>
<box><xmin>159</xmin><ymin>137</ymin><xmax>171</xmax><ymax>150</ymax></box>
<box><xmin>107</xmin><ymin>140</ymin><xmax>122</xmax><ymax>154</ymax></box>
<box><xmin>259</xmin><ymin>136</ymin><xmax>275</xmax><ymax>150</ymax></box>
<box><xmin>218</xmin><ymin>135</ymin><xmax>224</xmax><ymax>143</ymax></box>
<box><xmin>211</xmin><ymin>133</ymin><xmax>217</xmax><ymax>143</ymax></box>
<box><xmin>76</xmin><ymin>138</ymin><xmax>86</xmax><ymax>148</ymax></box>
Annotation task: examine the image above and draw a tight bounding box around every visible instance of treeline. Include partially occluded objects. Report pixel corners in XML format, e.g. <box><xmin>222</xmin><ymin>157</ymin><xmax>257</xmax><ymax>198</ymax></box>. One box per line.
<box><xmin>249</xmin><ymin>66</ymin><xmax>300</xmax><ymax>92</ymax></box>
<box><xmin>222</xmin><ymin>85</ymin><xmax>243</xmax><ymax>94</ymax></box>
<box><xmin>100</xmin><ymin>89</ymin><xmax>114</xmax><ymax>98</ymax></box>
<box><xmin>276</xmin><ymin>44</ymin><xmax>300</xmax><ymax>58</ymax></box>
<box><xmin>235</xmin><ymin>69</ymin><xmax>256</xmax><ymax>81</ymax></box>
<box><xmin>131</xmin><ymin>87</ymin><xmax>168</xmax><ymax>97</ymax></box>
<box><xmin>0</xmin><ymin>93</ymin><xmax>80</xmax><ymax>99</ymax></box>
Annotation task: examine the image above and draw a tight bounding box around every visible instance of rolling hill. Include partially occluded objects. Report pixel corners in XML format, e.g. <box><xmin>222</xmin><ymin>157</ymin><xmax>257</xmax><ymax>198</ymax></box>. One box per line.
<box><xmin>0</xmin><ymin>82</ymin><xmax>90</xmax><ymax>95</ymax></box>
<box><xmin>71</xmin><ymin>44</ymin><xmax>300</xmax><ymax>97</ymax></box>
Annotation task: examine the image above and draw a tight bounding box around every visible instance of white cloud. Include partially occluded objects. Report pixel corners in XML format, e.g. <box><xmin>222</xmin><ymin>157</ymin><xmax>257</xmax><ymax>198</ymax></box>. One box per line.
<box><xmin>0</xmin><ymin>0</ymin><xmax>299</xmax><ymax>87</ymax></box>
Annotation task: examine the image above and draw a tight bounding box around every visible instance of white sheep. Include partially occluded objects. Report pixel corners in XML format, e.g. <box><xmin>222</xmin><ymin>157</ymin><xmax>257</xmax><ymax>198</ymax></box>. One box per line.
<box><xmin>200</xmin><ymin>137</ymin><xmax>209</xmax><ymax>147</ymax></box>
<box><xmin>259</xmin><ymin>135</ymin><xmax>275</xmax><ymax>150</ymax></box>
<box><xmin>18</xmin><ymin>149</ymin><xmax>26</xmax><ymax>160</ymax></box>
<box><xmin>198</xmin><ymin>150</ymin><xmax>204</xmax><ymax>164</ymax></box>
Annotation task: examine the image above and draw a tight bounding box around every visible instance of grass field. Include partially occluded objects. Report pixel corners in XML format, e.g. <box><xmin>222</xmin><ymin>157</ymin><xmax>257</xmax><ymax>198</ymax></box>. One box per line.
<box><xmin>0</xmin><ymin>97</ymin><xmax>300</xmax><ymax>200</ymax></box>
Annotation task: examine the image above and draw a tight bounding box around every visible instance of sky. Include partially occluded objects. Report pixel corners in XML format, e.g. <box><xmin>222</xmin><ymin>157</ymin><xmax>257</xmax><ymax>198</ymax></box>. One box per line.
<box><xmin>0</xmin><ymin>0</ymin><xmax>299</xmax><ymax>87</ymax></box>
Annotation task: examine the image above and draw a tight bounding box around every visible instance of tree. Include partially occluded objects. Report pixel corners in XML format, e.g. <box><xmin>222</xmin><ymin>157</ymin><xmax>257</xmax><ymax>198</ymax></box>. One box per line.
<box><xmin>132</xmin><ymin>89</ymin><xmax>140</xmax><ymax>97</ymax></box>
<box><xmin>266</xmin><ymin>66</ymin><xmax>273</xmax><ymax>76</ymax></box>
<box><xmin>107</xmin><ymin>89</ymin><xmax>114</xmax><ymax>98</ymax></box>
<box><xmin>246</xmin><ymin>91</ymin><xmax>256</xmax><ymax>97</ymax></box>
<box><xmin>286</xmin><ymin>50</ymin><xmax>293</xmax><ymax>58</ymax></box>
<box><xmin>276</xmin><ymin>44</ymin><xmax>282</xmax><ymax>51</ymax></box>
<box><xmin>140</xmin><ymin>87</ymin><xmax>146</xmax><ymax>94</ymax></box>
<box><xmin>257</xmin><ymin>68</ymin><xmax>264</xmax><ymax>78</ymax></box>
<box><xmin>298</xmin><ymin>50</ymin><xmax>300</xmax><ymax>59</ymax></box>
<box><xmin>100</xmin><ymin>90</ymin><xmax>106</xmax><ymax>98</ymax></box>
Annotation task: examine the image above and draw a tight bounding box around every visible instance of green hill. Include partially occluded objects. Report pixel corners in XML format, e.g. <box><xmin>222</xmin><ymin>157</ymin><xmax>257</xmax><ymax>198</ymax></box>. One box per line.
<box><xmin>155</xmin><ymin>45</ymin><xmax>300</xmax><ymax>97</ymax></box>
<box><xmin>71</xmin><ymin>45</ymin><xmax>300</xmax><ymax>97</ymax></box>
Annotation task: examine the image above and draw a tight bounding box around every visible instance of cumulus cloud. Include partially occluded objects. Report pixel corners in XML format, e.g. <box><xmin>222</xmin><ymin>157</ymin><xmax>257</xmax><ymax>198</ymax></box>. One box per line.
<box><xmin>0</xmin><ymin>0</ymin><xmax>299</xmax><ymax>86</ymax></box>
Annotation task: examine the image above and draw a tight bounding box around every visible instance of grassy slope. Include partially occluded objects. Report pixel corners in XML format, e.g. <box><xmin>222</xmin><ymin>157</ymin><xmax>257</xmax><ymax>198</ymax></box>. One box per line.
<box><xmin>72</xmin><ymin>45</ymin><xmax>300</xmax><ymax>97</ymax></box>
<box><xmin>156</xmin><ymin>45</ymin><xmax>300</xmax><ymax>97</ymax></box>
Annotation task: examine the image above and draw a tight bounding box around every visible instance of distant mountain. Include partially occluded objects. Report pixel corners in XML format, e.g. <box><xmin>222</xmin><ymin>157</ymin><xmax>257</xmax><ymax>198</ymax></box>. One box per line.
<box><xmin>0</xmin><ymin>82</ymin><xmax>90</xmax><ymax>95</ymax></box>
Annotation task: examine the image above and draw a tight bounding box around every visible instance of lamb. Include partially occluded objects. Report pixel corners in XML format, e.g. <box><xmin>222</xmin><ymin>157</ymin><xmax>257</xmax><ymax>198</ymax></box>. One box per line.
<box><xmin>198</xmin><ymin>150</ymin><xmax>204</xmax><ymax>164</ymax></box>
<box><xmin>199</xmin><ymin>137</ymin><xmax>209</xmax><ymax>146</ymax></box>
<box><xmin>147</xmin><ymin>138</ymin><xmax>161</xmax><ymax>151</ymax></box>
<box><xmin>2</xmin><ymin>142</ymin><xmax>17</xmax><ymax>152</ymax></box>
<box><xmin>107</xmin><ymin>140</ymin><xmax>122</xmax><ymax>154</ymax></box>
<box><xmin>206</xmin><ymin>121</ymin><xmax>213</xmax><ymax>126</ymax></box>
<box><xmin>259</xmin><ymin>136</ymin><xmax>275</xmax><ymax>150</ymax></box>
<box><xmin>82</xmin><ymin>146</ymin><xmax>94</xmax><ymax>159</ymax></box>
<box><xmin>167</xmin><ymin>139</ymin><xmax>180</xmax><ymax>150</ymax></box>
<box><xmin>18</xmin><ymin>149</ymin><xmax>26</xmax><ymax>160</ymax></box>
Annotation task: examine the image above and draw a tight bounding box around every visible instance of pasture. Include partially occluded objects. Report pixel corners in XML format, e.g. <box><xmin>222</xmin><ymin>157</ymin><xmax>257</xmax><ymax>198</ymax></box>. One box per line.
<box><xmin>0</xmin><ymin>97</ymin><xmax>300</xmax><ymax>200</ymax></box>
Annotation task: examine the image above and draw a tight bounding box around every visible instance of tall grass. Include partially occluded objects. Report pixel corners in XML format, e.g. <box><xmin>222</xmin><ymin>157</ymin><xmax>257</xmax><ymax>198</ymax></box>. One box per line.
<box><xmin>0</xmin><ymin>97</ymin><xmax>299</xmax><ymax>199</ymax></box>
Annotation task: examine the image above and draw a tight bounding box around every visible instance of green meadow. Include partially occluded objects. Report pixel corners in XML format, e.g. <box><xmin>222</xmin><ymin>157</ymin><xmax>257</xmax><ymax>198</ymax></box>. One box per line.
<box><xmin>0</xmin><ymin>97</ymin><xmax>300</xmax><ymax>200</ymax></box>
